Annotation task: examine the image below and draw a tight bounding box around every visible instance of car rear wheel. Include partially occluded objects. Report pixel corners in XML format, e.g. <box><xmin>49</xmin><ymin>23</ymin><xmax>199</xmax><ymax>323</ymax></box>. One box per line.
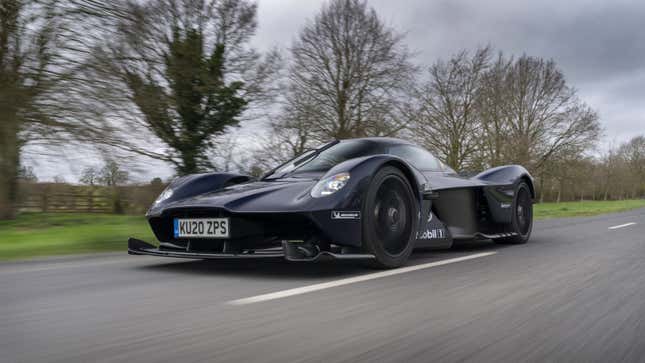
<box><xmin>494</xmin><ymin>181</ymin><xmax>533</xmax><ymax>244</ymax></box>
<box><xmin>362</xmin><ymin>166</ymin><xmax>418</xmax><ymax>268</ymax></box>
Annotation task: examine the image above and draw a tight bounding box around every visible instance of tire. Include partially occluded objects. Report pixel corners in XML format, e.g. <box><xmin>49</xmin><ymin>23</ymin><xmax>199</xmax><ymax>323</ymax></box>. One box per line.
<box><xmin>494</xmin><ymin>182</ymin><xmax>533</xmax><ymax>244</ymax></box>
<box><xmin>362</xmin><ymin>166</ymin><xmax>418</xmax><ymax>268</ymax></box>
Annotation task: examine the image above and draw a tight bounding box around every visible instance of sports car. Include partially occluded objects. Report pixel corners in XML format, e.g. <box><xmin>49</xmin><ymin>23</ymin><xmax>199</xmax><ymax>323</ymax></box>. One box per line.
<box><xmin>128</xmin><ymin>137</ymin><xmax>534</xmax><ymax>268</ymax></box>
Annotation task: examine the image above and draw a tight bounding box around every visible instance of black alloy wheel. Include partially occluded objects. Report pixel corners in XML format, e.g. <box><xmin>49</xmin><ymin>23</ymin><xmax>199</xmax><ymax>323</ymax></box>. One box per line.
<box><xmin>362</xmin><ymin>166</ymin><xmax>418</xmax><ymax>268</ymax></box>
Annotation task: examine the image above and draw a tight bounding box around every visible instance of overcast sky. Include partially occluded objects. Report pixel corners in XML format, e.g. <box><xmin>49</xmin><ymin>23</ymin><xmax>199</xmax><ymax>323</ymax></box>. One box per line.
<box><xmin>29</xmin><ymin>0</ymin><xmax>645</xmax><ymax>182</ymax></box>
<box><xmin>253</xmin><ymin>0</ymin><xmax>644</xmax><ymax>142</ymax></box>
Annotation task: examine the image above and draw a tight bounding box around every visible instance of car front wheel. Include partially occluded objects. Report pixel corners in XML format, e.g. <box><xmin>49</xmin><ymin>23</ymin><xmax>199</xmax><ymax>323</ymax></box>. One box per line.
<box><xmin>362</xmin><ymin>166</ymin><xmax>418</xmax><ymax>268</ymax></box>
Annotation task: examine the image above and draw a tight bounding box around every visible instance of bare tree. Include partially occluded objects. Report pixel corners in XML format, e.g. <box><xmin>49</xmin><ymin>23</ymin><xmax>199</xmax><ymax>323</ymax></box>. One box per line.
<box><xmin>409</xmin><ymin>48</ymin><xmax>600</xmax><ymax>182</ymax></box>
<box><xmin>531</xmin><ymin>135</ymin><xmax>645</xmax><ymax>203</ymax></box>
<box><xmin>477</xmin><ymin>53</ymin><xmax>513</xmax><ymax>167</ymax></box>
<box><xmin>497</xmin><ymin>55</ymin><xmax>601</xmax><ymax>171</ymax></box>
<box><xmin>413</xmin><ymin>47</ymin><xmax>491</xmax><ymax>171</ymax></box>
<box><xmin>98</xmin><ymin>160</ymin><xmax>129</xmax><ymax>187</ymax></box>
<box><xmin>255</xmin><ymin>103</ymin><xmax>319</xmax><ymax>169</ymax></box>
<box><xmin>0</xmin><ymin>0</ymin><xmax>103</xmax><ymax>219</ymax></box>
<box><xmin>79</xmin><ymin>167</ymin><xmax>100</xmax><ymax>186</ymax></box>
<box><xmin>617</xmin><ymin>135</ymin><xmax>645</xmax><ymax>198</ymax></box>
<box><xmin>278</xmin><ymin>0</ymin><xmax>416</xmax><ymax>143</ymax></box>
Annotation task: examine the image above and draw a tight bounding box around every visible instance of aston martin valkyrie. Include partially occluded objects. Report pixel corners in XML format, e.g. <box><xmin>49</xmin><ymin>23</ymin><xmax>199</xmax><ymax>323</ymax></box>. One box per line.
<box><xmin>128</xmin><ymin>137</ymin><xmax>534</xmax><ymax>268</ymax></box>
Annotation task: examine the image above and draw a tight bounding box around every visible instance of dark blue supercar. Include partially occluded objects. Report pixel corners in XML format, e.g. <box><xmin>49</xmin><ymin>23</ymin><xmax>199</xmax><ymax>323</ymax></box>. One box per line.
<box><xmin>129</xmin><ymin>137</ymin><xmax>534</xmax><ymax>268</ymax></box>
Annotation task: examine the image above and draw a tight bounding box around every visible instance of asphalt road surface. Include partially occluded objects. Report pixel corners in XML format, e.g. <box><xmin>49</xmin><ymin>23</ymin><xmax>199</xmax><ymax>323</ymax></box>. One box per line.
<box><xmin>2</xmin><ymin>208</ymin><xmax>645</xmax><ymax>362</ymax></box>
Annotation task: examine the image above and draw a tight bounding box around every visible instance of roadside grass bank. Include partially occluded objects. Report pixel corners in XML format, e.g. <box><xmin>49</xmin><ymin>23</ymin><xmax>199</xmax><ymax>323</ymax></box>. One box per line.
<box><xmin>1</xmin><ymin>199</ymin><xmax>644</xmax><ymax>260</ymax></box>
<box><xmin>0</xmin><ymin>213</ymin><xmax>156</xmax><ymax>261</ymax></box>
<box><xmin>534</xmin><ymin>199</ymin><xmax>645</xmax><ymax>219</ymax></box>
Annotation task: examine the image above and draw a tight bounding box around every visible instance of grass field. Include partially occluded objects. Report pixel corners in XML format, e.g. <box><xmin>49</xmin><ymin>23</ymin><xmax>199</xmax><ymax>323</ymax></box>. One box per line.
<box><xmin>1</xmin><ymin>199</ymin><xmax>644</xmax><ymax>261</ymax></box>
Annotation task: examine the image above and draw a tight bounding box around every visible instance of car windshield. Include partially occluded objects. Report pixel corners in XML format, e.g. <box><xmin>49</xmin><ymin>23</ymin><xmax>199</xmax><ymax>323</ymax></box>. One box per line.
<box><xmin>264</xmin><ymin>139</ymin><xmax>380</xmax><ymax>179</ymax></box>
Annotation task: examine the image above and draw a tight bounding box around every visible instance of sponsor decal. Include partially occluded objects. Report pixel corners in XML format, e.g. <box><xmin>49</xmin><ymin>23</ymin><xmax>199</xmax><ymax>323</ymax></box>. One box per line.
<box><xmin>427</xmin><ymin>211</ymin><xmax>433</xmax><ymax>222</ymax></box>
<box><xmin>331</xmin><ymin>211</ymin><xmax>361</xmax><ymax>220</ymax></box>
<box><xmin>500</xmin><ymin>203</ymin><xmax>511</xmax><ymax>208</ymax></box>
<box><xmin>416</xmin><ymin>228</ymin><xmax>446</xmax><ymax>240</ymax></box>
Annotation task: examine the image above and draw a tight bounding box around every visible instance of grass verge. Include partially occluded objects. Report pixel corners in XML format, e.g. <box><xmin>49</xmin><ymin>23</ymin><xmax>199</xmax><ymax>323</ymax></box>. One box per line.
<box><xmin>534</xmin><ymin>199</ymin><xmax>645</xmax><ymax>219</ymax></box>
<box><xmin>0</xmin><ymin>213</ymin><xmax>156</xmax><ymax>261</ymax></box>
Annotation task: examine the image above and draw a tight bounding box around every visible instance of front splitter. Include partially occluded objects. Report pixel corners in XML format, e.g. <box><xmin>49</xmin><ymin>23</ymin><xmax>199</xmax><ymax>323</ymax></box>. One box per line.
<box><xmin>127</xmin><ymin>238</ymin><xmax>375</xmax><ymax>262</ymax></box>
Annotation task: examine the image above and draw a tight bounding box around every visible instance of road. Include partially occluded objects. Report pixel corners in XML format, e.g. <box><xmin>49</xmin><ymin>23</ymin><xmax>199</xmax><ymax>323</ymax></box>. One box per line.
<box><xmin>2</xmin><ymin>208</ymin><xmax>645</xmax><ymax>362</ymax></box>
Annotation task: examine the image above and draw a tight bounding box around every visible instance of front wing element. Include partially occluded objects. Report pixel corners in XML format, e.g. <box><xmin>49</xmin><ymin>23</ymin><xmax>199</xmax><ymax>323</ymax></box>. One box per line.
<box><xmin>127</xmin><ymin>238</ymin><xmax>376</xmax><ymax>262</ymax></box>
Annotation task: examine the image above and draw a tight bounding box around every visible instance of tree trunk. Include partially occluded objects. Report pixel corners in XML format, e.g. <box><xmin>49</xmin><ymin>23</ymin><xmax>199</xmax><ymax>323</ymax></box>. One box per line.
<box><xmin>603</xmin><ymin>184</ymin><xmax>609</xmax><ymax>201</ymax></box>
<box><xmin>111</xmin><ymin>187</ymin><xmax>124</xmax><ymax>214</ymax></box>
<box><xmin>178</xmin><ymin>147</ymin><xmax>200</xmax><ymax>175</ymax></box>
<box><xmin>0</xmin><ymin>121</ymin><xmax>21</xmax><ymax>220</ymax></box>
<box><xmin>0</xmin><ymin>169</ymin><xmax>18</xmax><ymax>219</ymax></box>
<box><xmin>556</xmin><ymin>179</ymin><xmax>562</xmax><ymax>203</ymax></box>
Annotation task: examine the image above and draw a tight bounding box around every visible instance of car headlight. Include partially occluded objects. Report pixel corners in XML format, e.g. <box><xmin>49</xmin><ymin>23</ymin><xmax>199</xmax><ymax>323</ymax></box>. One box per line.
<box><xmin>154</xmin><ymin>187</ymin><xmax>173</xmax><ymax>205</ymax></box>
<box><xmin>311</xmin><ymin>172</ymin><xmax>350</xmax><ymax>198</ymax></box>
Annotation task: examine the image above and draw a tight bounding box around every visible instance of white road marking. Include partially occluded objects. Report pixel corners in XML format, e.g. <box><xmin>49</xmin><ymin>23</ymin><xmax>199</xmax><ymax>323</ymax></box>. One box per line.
<box><xmin>228</xmin><ymin>252</ymin><xmax>497</xmax><ymax>305</ymax></box>
<box><xmin>608</xmin><ymin>222</ymin><xmax>637</xmax><ymax>230</ymax></box>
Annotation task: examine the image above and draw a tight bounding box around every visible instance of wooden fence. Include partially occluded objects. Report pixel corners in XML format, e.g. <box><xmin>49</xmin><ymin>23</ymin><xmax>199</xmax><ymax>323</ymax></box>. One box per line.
<box><xmin>17</xmin><ymin>182</ymin><xmax>166</xmax><ymax>214</ymax></box>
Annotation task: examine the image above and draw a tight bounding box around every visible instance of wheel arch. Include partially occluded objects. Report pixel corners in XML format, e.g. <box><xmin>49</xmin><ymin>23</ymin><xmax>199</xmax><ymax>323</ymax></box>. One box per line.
<box><xmin>381</xmin><ymin>159</ymin><xmax>422</xmax><ymax>201</ymax></box>
<box><xmin>520</xmin><ymin>175</ymin><xmax>536</xmax><ymax>199</ymax></box>
<box><xmin>325</xmin><ymin>154</ymin><xmax>426</xmax><ymax>204</ymax></box>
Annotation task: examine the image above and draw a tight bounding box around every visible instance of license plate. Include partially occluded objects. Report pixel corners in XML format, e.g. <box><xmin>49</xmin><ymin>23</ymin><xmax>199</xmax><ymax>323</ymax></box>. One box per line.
<box><xmin>173</xmin><ymin>218</ymin><xmax>230</xmax><ymax>238</ymax></box>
